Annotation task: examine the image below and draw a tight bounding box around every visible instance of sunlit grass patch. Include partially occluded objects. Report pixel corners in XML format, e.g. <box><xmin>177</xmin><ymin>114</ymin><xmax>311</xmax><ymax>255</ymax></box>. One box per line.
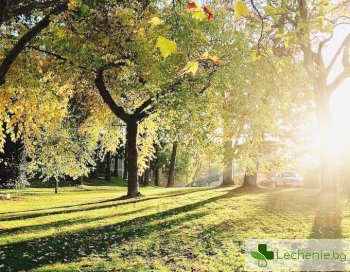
<box><xmin>0</xmin><ymin>185</ymin><xmax>344</xmax><ymax>271</ymax></box>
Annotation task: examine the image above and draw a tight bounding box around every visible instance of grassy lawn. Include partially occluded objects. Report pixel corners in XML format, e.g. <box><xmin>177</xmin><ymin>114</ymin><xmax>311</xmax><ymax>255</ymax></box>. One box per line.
<box><xmin>0</xmin><ymin>183</ymin><xmax>349</xmax><ymax>271</ymax></box>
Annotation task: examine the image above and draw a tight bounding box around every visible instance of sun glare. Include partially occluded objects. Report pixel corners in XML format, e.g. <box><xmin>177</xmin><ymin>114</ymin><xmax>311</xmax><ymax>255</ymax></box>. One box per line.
<box><xmin>329</xmin><ymin>79</ymin><xmax>350</xmax><ymax>156</ymax></box>
<box><xmin>319</xmin><ymin>24</ymin><xmax>350</xmax><ymax>158</ymax></box>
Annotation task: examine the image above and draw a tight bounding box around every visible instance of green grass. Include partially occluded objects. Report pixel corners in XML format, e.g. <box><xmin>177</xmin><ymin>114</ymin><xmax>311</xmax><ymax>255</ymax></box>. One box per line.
<box><xmin>0</xmin><ymin>184</ymin><xmax>349</xmax><ymax>271</ymax></box>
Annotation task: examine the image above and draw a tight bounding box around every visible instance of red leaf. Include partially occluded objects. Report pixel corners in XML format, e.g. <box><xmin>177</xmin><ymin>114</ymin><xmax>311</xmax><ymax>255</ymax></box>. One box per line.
<box><xmin>203</xmin><ymin>6</ymin><xmax>214</xmax><ymax>21</ymax></box>
<box><xmin>186</xmin><ymin>2</ymin><xmax>197</xmax><ymax>10</ymax></box>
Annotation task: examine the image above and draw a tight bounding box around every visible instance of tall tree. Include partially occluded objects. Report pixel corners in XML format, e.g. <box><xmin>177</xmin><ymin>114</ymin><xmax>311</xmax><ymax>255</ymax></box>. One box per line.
<box><xmin>167</xmin><ymin>141</ymin><xmax>178</xmax><ymax>188</ymax></box>
<box><xmin>72</xmin><ymin>1</ymin><xmax>219</xmax><ymax>197</ymax></box>
<box><xmin>257</xmin><ymin>0</ymin><xmax>350</xmax><ymax>190</ymax></box>
<box><xmin>105</xmin><ymin>151</ymin><xmax>111</xmax><ymax>181</ymax></box>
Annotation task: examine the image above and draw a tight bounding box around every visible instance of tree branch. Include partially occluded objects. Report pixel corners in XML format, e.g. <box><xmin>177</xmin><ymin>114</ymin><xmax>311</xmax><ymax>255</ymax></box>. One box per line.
<box><xmin>0</xmin><ymin>2</ymin><xmax>68</xmax><ymax>86</ymax></box>
<box><xmin>327</xmin><ymin>37</ymin><xmax>350</xmax><ymax>92</ymax></box>
<box><xmin>94</xmin><ymin>66</ymin><xmax>131</xmax><ymax>123</ymax></box>
<box><xmin>137</xmin><ymin>68</ymin><xmax>218</xmax><ymax>122</ymax></box>
<box><xmin>198</xmin><ymin>69</ymin><xmax>217</xmax><ymax>94</ymax></box>
<box><xmin>0</xmin><ymin>0</ymin><xmax>8</xmax><ymax>23</ymax></box>
<box><xmin>26</xmin><ymin>45</ymin><xmax>95</xmax><ymax>72</ymax></box>
<box><xmin>134</xmin><ymin>97</ymin><xmax>155</xmax><ymax>119</ymax></box>
<box><xmin>327</xmin><ymin>33</ymin><xmax>350</xmax><ymax>73</ymax></box>
<box><xmin>2</xmin><ymin>0</ymin><xmax>61</xmax><ymax>23</ymax></box>
<box><xmin>249</xmin><ymin>0</ymin><xmax>264</xmax><ymax>52</ymax></box>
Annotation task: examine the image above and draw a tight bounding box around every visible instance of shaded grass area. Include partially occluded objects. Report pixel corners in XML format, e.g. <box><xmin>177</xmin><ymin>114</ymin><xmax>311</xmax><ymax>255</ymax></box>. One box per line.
<box><xmin>0</xmin><ymin>185</ymin><xmax>347</xmax><ymax>271</ymax></box>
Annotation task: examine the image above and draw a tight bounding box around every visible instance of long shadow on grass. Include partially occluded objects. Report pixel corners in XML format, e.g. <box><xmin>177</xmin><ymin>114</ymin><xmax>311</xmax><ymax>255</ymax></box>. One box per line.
<box><xmin>309</xmin><ymin>193</ymin><xmax>342</xmax><ymax>239</ymax></box>
<box><xmin>0</xmin><ymin>187</ymin><xmax>255</xmax><ymax>271</ymax></box>
<box><xmin>299</xmin><ymin>193</ymin><xmax>344</xmax><ymax>271</ymax></box>
<box><xmin>0</xmin><ymin>188</ymin><xmax>213</xmax><ymax>221</ymax></box>
<box><xmin>0</xmin><ymin>207</ymin><xmax>149</xmax><ymax>236</ymax></box>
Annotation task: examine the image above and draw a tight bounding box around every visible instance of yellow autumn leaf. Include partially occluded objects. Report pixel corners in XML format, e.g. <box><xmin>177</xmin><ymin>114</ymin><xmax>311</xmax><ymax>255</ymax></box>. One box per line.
<box><xmin>68</xmin><ymin>0</ymin><xmax>80</xmax><ymax>10</ymax></box>
<box><xmin>192</xmin><ymin>10</ymin><xmax>206</xmax><ymax>21</ymax></box>
<box><xmin>263</xmin><ymin>5</ymin><xmax>277</xmax><ymax>16</ymax></box>
<box><xmin>156</xmin><ymin>36</ymin><xmax>177</xmax><ymax>58</ymax></box>
<box><xmin>234</xmin><ymin>1</ymin><xmax>249</xmax><ymax>18</ymax></box>
<box><xmin>56</xmin><ymin>28</ymin><xmax>65</xmax><ymax>39</ymax></box>
<box><xmin>250</xmin><ymin>50</ymin><xmax>261</xmax><ymax>61</ymax></box>
<box><xmin>209</xmin><ymin>55</ymin><xmax>221</xmax><ymax>65</ymax></box>
<box><xmin>182</xmin><ymin>61</ymin><xmax>199</xmax><ymax>75</ymax></box>
<box><xmin>148</xmin><ymin>17</ymin><xmax>164</xmax><ymax>26</ymax></box>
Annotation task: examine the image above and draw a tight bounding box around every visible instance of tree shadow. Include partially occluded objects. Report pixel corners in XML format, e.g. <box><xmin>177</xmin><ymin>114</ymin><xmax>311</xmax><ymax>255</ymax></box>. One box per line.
<box><xmin>0</xmin><ymin>207</ymin><xmax>149</xmax><ymax>235</ymax></box>
<box><xmin>0</xmin><ymin>188</ymin><xmax>214</xmax><ymax>221</ymax></box>
<box><xmin>0</xmin><ymin>187</ymin><xmax>244</xmax><ymax>271</ymax></box>
<box><xmin>299</xmin><ymin>193</ymin><xmax>343</xmax><ymax>271</ymax></box>
<box><xmin>309</xmin><ymin>193</ymin><xmax>342</xmax><ymax>239</ymax></box>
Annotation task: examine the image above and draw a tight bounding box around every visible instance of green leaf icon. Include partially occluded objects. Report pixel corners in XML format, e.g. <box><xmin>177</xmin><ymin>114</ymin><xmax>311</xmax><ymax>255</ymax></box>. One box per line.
<box><xmin>250</xmin><ymin>251</ymin><xmax>266</xmax><ymax>261</ymax></box>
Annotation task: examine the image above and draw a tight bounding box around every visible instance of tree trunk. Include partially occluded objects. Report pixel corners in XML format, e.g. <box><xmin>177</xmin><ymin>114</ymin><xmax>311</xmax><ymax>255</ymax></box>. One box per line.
<box><xmin>91</xmin><ymin>158</ymin><xmax>99</xmax><ymax>178</ymax></box>
<box><xmin>126</xmin><ymin>120</ymin><xmax>141</xmax><ymax>197</ymax></box>
<box><xmin>167</xmin><ymin>141</ymin><xmax>178</xmax><ymax>188</ymax></box>
<box><xmin>114</xmin><ymin>154</ymin><xmax>119</xmax><ymax>177</ymax></box>
<box><xmin>314</xmin><ymin>83</ymin><xmax>335</xmax><ymax>192</ymax></box>
<box><xmin>105</xmin><ymin>151</ymin><xmax>111</xmax><ymax>181</ymax></box>
<box><xmin>123</xmin><ymin>145</ymin><xmax>128</xmax><ymax>180</ymax></box>
<box><xmin>242</xmin><ymin>161</ymin><xmax>259</xmax><ymax>187</ymax></box>
<box><xmin>154</xmin><ymin>145</ymin><xmax>161</xmax><ymax>186</ymax></box>
<box><xmin>144</xmin><ymin>159</ymin><xmax>151</xmax><ymax>186</ymax></box>
<box><xmin>54</xmin><ymin>179</ymin><xmax>58</xmax><ymax>194</ymax></box>
<box><xmin>155</xmin><ymin>168</ymin><xmax>160</xmax><ymax>186</ymax></box>
<box><xmin>243</xmin><ymin>174</ymin><xmax>257</xmax><ymax>186</ymax></box>
<box><xmin>139</xmin><ymin>173</ymin><xmax>145</xmax><ymax>186</ymax></box>
<box><xmin>222</xmin><ymin>141</ymin><xmax>234</xmax><ymax>186</ymax></box>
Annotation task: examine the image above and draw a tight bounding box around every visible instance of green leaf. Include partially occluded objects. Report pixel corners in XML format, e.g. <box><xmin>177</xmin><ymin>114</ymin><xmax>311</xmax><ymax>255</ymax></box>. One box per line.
<box><xmin>234</xmin><ymin>1</ymin><xmax>250</xmax><ymax>18</ymax></box>
<box><xmin>80</xmin><ymin>4</ymin><xmax>89</xmax><ymax>15</ymax></box>
<box><xmin>250</xmin><ymin>251</ymin><xmax>266</xmax><ymax>261</ymax></box>
<box><xmin>156</xmin><ymin>36</ymin><xmax>177</xmax><ymax>58</ymax></box>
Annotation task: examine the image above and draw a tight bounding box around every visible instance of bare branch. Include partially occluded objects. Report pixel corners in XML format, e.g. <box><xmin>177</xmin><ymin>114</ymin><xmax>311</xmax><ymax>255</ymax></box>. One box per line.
<box><xmin>318</xmin><ymin>17</ymin><xmax>350</xmax><ymax>58</ymax></box>
<box><xmin>327</xmin><ymin>37</ymin><xmax>350</xmax><ymax>92</ymax></box>
<box><xmin>327</xmin><ymin>33</ymin><xmax>350</xmax><ymax>72</ymax></box>
<box><xmin>249</xmin><ymin>0</ymin><xmax>264</xmax><ymax>52</ymax></box>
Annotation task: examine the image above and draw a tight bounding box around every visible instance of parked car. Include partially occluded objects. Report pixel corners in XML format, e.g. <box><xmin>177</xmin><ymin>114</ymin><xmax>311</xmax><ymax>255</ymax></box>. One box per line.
<box><xmin>272</xmin><ymin>171</ymin><xmax>304</xmax><ymax>187</ymax></box>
